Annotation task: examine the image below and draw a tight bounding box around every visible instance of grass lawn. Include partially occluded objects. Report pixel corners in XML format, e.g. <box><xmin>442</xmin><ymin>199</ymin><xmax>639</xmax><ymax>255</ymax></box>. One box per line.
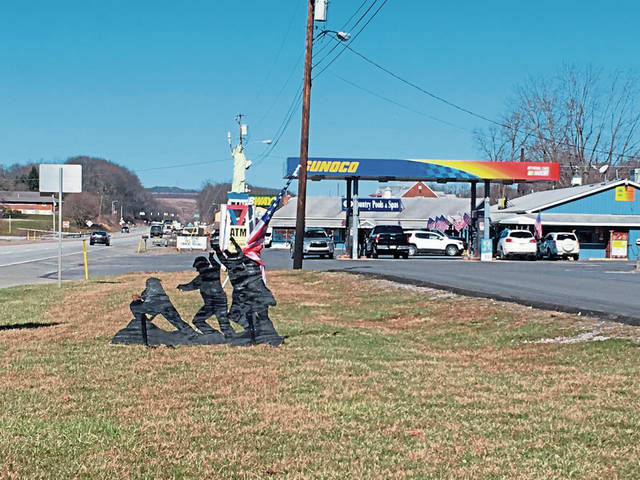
<box><xmin>0</xmin><ymin>214</ymin><xmax>55</xmax><ymax>236</ymax></box>
<box><xmin>0</xmin><ymin>271</ymin><xmax>639</xmax><ymax>479</ymax></box>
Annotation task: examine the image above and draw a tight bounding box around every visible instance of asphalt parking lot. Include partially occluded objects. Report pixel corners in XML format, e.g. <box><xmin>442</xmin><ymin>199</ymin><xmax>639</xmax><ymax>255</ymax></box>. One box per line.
<box><xmin>263</xmin><ymin>249</ymin><xmax>640</xmax><ymax>324</ymax></box>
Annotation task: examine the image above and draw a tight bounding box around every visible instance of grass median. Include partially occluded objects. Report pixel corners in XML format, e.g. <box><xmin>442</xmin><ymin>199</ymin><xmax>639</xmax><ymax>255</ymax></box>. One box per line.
<box><xmin>0</xmin><ymin>270</ymin><xmax>639</xmax><ymax>479</ymax></box>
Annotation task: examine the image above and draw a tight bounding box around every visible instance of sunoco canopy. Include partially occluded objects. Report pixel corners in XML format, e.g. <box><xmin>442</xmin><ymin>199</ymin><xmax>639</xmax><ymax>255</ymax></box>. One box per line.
<box><xmin>285</xmin><ymin>157</ymin><xmax>560</xmax><ymax>183</ymax></box>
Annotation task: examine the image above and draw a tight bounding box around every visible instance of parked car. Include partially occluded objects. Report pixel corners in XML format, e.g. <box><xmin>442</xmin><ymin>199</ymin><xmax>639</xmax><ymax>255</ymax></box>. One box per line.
<box><xmin>121</xmin><ymin>225</ymin><xmax>130</xmax><ymax>234</ymax></box>
<box><xmin>538</xmin><ymin>232</ymin><xmax>580</xmax><ymax>260</ymax></box>
<box><xmin>290</xmin><ymin>228</ymin><xmax>335</xmax><ymax>258</ymax></box>
<box><xmin>496</xmin><ymin>229</ymin><xmax>537</xmax><ymax>260</ymax></box>
<box><xmin>89</xmin><ymin>230</ymin><xmax>110</xmax><ymax>246</ymax></box>
<box><xmin>364</xmin><ymin>225</ymin><xmax>410</xmax><ymax>258</ymax></box>
<box><xmin>406</xmin><ymin>230</ymin><xmax>464</xmax><ymax>256</ymax></box>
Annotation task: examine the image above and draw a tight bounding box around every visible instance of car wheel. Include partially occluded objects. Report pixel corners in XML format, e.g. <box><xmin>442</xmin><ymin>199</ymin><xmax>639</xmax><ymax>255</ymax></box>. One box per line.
<box><xmin>572</xmin><ymin>254</ymin><xmax>579</xmax><ymax>261</ymax></box>
<box><xmin>402</xmin><ymin>253</ymin><xmax>409</xmax><ymax>259</ymax></box>
<box><xmin>445</xmin><ymin>245</ymin><xmax>458</xmax><ymax>256</ymax></box>
<box><xmin>329</xmin><ymin>252</ymin><xmax>334</xmax><ymax>259</ymax></box>
<box><xmin>408</xmin><ymin>244</ymin><xmax>417</xmax><ymax>256</ymax></box>
<box><xmin>89</xmin><ymin>241</ymin><xmax>94</xmax><ymax>245</ymax></box>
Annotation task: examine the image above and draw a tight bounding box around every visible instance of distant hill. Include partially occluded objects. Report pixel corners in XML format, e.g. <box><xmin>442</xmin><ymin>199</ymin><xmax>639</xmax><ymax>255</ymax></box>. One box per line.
<box><xmin>147</xmin><ymin>186</ymin><xmax>199</xmax><ymax>194</ymax></box>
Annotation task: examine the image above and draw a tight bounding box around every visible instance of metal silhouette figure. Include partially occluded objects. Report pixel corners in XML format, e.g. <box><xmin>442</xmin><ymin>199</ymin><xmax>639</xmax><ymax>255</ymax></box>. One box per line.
<box><xmin>111</xmin><ymin>238</ymin><xmax>283</xmax><ymax>347</ymax></box>
<box><xmin>215</xmin><ymin>237</ymin><xmax>281</xmax><ymax>345</ymax></box>
<box><xmin>177</xmin><ymin>256</ymin><xmax>233</xmax><ymax>337</ymax></box>
<box><xmin>128</xmin><ymin>277</ymin><xmax>195</xmax><ymax>345</ymax></box>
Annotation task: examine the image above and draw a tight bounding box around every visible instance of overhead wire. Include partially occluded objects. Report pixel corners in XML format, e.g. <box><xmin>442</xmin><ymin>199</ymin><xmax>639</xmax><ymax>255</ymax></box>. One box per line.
<box><xmin>338</xmin><ymin>41</ymin><xmax>639</xmax><ymax>162</ymax></box>
<box><xmin>333</xmin><ymin>74</ymin><xmax>474</xmax><ymax>133</ymax></box>
<box><xmin>253</xmin><ymin>0</ymin><xmax>387</xmax><ymax>169</ymax></box>
<box><xmin>250</xmin><ymin>0</ymin><xmax>388</xmax><ymax>170</ymax></box>
<box><xmin>312</xmin><ymin>0</ymin><xmax>388</xmax><ymax>80</ymax></box>
<box><xmin>312</xmin><ymin>0</ymin><xmax>383</xmax><ymax>72</ymax></box>
<box><xmin>312</xmin><ymin>0</ymin><xmax>371</xmax><ymax>59</ymax></box>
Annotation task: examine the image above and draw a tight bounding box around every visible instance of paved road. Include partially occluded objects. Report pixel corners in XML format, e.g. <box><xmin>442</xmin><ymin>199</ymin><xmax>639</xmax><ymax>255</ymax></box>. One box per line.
<box><xmin>0</xmin><ymin>230</ymin><xmax>144</xmax><ymax>287</ymax></box>
<box><xmin>1</xmin><ymin>242</ymin><xmax>639</xmax><ymax>324</ymax></box>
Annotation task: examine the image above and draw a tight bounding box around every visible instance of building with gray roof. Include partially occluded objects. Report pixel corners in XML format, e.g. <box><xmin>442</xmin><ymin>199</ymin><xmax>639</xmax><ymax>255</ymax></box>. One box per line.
<box><xmin>490</xmin><ymin>179</ymin><xmax>640</xmax><ymax>259</ymax></box>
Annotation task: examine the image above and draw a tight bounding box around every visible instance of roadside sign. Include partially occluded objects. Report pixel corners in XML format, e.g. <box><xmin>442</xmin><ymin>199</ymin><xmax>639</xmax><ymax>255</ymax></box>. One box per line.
<box><xmin>62</xmin><ymin>220</ymin><xmax>70</xmax><ymax>229</ymax></box>
<box><xmin>39</xmin><ymin>164</ymin><xmax>82</xmax><ymax>193</ymax></box>
<box><xmin>480</xmin><ymin>238</ymin><xmax>493</xmax><ymax>262</ymax></box>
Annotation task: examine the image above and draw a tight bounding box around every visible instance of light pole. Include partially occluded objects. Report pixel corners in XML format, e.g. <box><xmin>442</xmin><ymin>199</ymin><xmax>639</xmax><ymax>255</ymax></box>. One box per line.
<box><xmin>292</xmin><ymin>7</ymin><xmax>350</xmax><ymax>269</ymax></box>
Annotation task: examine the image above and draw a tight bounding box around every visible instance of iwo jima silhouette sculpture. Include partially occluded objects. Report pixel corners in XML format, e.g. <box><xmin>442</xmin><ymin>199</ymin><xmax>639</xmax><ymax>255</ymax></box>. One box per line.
<box><xmin>110</xmin><ymin>238</ymin><xmax>283</xmax><ymax>347</ymax></box>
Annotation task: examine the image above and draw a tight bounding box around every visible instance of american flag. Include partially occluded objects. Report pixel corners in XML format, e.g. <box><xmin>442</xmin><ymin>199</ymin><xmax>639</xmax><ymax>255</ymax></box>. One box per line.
<box><xmin>463</xmin><ymin>212</ymin><xmax>472</xmax><ymax>228</ymax></box>
<box><xmin>427</xmin><ymin>217</ymin><xmax>435</xmax><ymax>229</ymax></box>
<box><xmin>242</xmin><ymin>165</ymin><xmax>300</xmax><ymax>268</ymax></box>
<box><xmin>435</xmin><ymin>215</ymin><xmax>449</xmax><ymax>232</ymax></box>
<box><xmin>453</xmin><ymin>218</ymin><xmax>466</xmax><ymax>232</ymax></box>
<box><xmin>534</xmin><ymin>211</ymin><xmax>542</xmax><ymax>239</ymax></box>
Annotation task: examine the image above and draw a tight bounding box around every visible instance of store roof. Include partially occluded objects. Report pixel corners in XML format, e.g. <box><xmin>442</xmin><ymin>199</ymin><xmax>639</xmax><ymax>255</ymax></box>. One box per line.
<box><xmin>0</xmin><ymin>191</ymin><xmax>56</xmax><ymax>204</ymax></box>
<box><xmin>271</xmin><ymin>196</ymin><xmax>470</xmax><ymax>229</ymax></box>
<box><xmin>493</xmin><ymin>179</ymin><xmax>640</xmax><ymax>214</ymax></box>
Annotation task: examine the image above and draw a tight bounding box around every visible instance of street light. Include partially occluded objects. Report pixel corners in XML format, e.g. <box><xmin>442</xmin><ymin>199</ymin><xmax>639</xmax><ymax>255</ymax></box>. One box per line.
<box><xmin>292</xmin><ymin>4</ymin><xmax>351</xmax><ymax>269</ymax></box>
<box><xmin>317</xmin><ymin>29</ymin><xmax>351</xmax><ymax>41</ymax></box>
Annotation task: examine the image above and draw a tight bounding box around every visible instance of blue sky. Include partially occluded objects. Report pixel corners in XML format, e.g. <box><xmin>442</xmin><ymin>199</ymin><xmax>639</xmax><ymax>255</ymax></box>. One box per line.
<box><xmin>1</xmin><ymin>1</ymin><xmax>639</xmax><ymax>196</ymax></box>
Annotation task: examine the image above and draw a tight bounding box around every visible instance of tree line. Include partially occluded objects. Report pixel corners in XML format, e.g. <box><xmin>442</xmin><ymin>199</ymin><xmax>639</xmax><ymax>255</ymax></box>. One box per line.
<box><xmin>475</xmin><ymin>64</ymin><xmax>640</xmax><ymax>197</ymax></box>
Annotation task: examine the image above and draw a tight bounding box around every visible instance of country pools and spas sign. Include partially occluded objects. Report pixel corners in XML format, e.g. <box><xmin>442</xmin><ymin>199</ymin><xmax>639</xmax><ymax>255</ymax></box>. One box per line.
<box><xmin>341</xmin><ymin>197</ymin><xmax>403</xmax><ymax>212</ymax></box>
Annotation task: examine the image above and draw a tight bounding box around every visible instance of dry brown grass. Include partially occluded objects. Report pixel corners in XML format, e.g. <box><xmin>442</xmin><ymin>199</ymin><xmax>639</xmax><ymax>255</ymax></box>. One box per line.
<box><xmin>1</xmin><ymin>270</ymin><xmax>639</xmax><ymax>479</ymax></box>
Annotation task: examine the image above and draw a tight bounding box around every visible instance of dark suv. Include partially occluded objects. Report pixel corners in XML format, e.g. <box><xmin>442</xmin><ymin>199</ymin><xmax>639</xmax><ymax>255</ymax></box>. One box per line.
<box><xmin>364</xmin><ymin>225</ymin><xmax>410</xmax><ymax>258</ymax></box>
<box><xmin>89</xmin><ymin>230</ymin><xmax>110</xmax><ymax>246</ymax></box>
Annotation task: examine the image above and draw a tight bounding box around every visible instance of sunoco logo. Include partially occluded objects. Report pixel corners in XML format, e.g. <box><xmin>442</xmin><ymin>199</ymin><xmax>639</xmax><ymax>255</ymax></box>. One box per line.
<box><xmin>308</xmin><ymin>160</ymin><xmax>359</xmax><ymax>173</ymax></box>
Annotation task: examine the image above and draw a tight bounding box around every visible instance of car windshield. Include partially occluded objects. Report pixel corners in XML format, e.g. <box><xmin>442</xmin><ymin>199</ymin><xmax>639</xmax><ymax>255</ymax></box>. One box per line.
<box><xmin>556</xmin><ymin>234</ymin><xmax>577</xmax><ymax>241</ymax></box>
<box><xmin>93</xmin><ymin>231</ymin><xmax>107</xmax><ymax>235</ymax></box>
<box><xmin>509</xmin><ymin>231</ymin><xmax>533</xmax><ymax>238</ymax></box>
<box><xmin>305</xmin><ymin>230</ymin><xmax>327</xmax><ymax>238</ymax></box>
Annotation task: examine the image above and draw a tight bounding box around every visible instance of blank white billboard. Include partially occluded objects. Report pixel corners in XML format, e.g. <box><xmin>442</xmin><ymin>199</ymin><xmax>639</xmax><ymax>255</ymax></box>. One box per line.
<box><xmin>39</xmin><ymin>164</ymin><xmax>82</xmax><ymax>193</ymax></box>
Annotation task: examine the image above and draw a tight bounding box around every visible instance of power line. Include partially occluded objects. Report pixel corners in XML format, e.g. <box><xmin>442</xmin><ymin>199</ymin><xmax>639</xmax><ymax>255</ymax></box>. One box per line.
<box><xmin>252</xmin><ymin>1</ymin><xmax>388</xmax><ymax>171</ymax></box>
<box><xmin>312</xmin><ymin>0</ymin><xmax>371</xmax><ymax>59</ymax></box>
<box><xmin>252</xmin><ymin>86</ymin><xmax>304</xmax><ymax>167</ymax></box>
<box><xmin>312</xmin><ymin>0</ymin><xmax>388</xmax><ymax>80</ymax></box>
<box><xmin>312</xmin><ymin>0</ymin><xmax>384</xmax><ymax>72</ymax></box>
<box><xmin>340</xmin><ymin>42</ymin><xmax>640</xmax><ymax>162</ymax></box>
<box><xmin>333</xmin><ymin>74</ymin><xmax>474</xmax><ymax>133</ymax></box>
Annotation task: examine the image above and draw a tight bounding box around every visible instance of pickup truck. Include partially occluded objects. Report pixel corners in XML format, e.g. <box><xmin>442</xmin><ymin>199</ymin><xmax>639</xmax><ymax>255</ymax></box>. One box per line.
<box><xmin>364</xmin><ymin>225</ymin><xmax>410</xmax><ymax>259</ymax></box>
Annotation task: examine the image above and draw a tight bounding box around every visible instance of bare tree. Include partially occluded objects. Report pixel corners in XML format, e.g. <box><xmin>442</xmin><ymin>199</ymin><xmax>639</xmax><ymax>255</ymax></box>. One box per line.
<box><xmin>475</xmin><ymin>65</ymin><xmax>640</xmax><ymax>188</ymax></box>
<box><xmin>65</xmin><ymin>192</ymin><xmax>100</xmax><ymax>226</ymax></box>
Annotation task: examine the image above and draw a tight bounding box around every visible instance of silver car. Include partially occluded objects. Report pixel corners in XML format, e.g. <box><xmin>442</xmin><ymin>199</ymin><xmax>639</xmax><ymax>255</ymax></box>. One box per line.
<box><xmin>290</xmin><ymin>228</ymin><xmax>335</xmax><ymax>259</ymax></box>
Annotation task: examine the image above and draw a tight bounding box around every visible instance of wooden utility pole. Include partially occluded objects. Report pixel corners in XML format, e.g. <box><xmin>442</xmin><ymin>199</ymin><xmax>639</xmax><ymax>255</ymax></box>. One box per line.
<box><xmin>292</xmin><ymin>0</ymin><xmax>315</xmax><ymax>269</ymax></box>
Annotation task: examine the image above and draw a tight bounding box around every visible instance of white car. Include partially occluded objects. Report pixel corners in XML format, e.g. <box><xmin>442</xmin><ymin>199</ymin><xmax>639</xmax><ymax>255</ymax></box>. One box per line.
<box><xmin>538</xmin><ymin>232</ymin><xmax>580</xmax><ymax>260</ymax></box>
<box><xmin>406</xmin><ymin>230</ymin><xmax>464</xmax><ymax>256</ymax></box>
<box><xmin>496</xmin><ymin>229</ymin><xmax>537</xmax><ymax>260</ymax></box>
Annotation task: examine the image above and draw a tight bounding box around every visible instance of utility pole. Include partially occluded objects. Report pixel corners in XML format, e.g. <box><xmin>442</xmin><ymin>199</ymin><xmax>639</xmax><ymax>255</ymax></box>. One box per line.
<box><xmin>292</xmin><ymin>0</ymin><xmax>315</xmax><ymax>270</ymax></box>
<box><xmin>237</xmin><ymin>114</ymin><xmax>243</xmax><ymax>148</ymax></box>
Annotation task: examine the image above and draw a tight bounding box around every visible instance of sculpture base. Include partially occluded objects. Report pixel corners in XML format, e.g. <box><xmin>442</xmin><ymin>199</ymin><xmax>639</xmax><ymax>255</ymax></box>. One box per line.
<box><xmin>110</xmin><ymin>319</ymin><xmax>284</xmax><ymax>347</ymax></box>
